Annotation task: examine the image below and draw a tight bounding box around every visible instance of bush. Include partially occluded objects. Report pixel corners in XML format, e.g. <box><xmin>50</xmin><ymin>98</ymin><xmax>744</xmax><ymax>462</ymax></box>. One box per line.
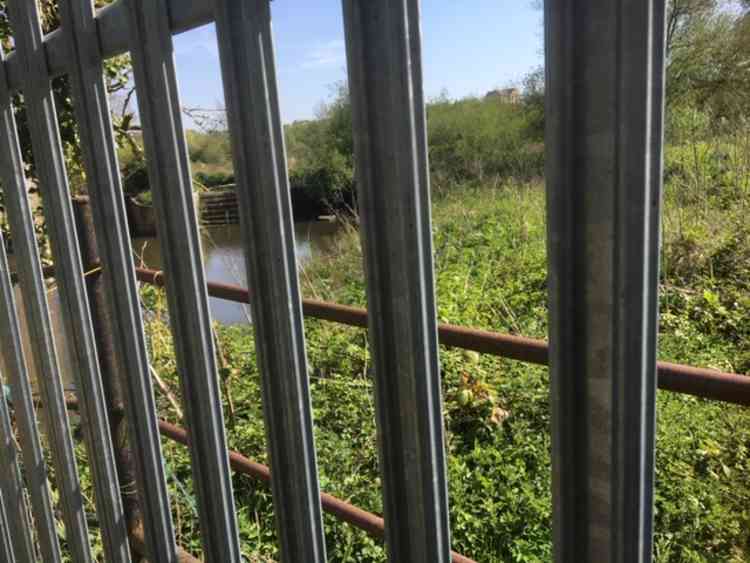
<box><xmin>285</xmin><ymin>85</ymin><xmax>545</xmax><ymax>203</ymax></box>
<box><xmin>185</xmin><ymin>130</ymin><xmax>232</xmax><ymax>167</ymax></box>
<box><xmin>285</xmin><ymin>83</ymin><xmax>355</xmax><ymax>208</ymax></box>
<box><xmin>664</xmin><ymin>107</ymin><xmax>750</xmax><ymax>209</ymax></box>
<box><xmin>427</xmin><ymin>96</ymin><xmax>544</xmax><ymax>187</ymax></box>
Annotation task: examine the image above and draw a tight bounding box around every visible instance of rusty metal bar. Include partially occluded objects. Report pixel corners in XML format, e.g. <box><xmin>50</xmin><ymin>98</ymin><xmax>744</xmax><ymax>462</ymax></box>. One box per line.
<box><xmin>342</xmin><ymin>1</ymin><xmax>452</xmax><ymax>560</ymax></box>
<box><xmin>0</xmin><ymin>39</ymin><xmax>91</xmax><ymax>562</ymax></box>
<box><xmin>655</xmin><ymin>362</ymin><xmax>748</xmax><ymax>402</ymax></box>
<box><xmin>63</xmin><ymin>392</ymin><xmax>479</xmax><ymax>563</ymax></box>
<box><xmin>61</xmin><ymin>0</ymin><xmax>179</xmax><ymax>558</ymax></box>
<box><xmin>156</xmin><ymin>420</ymin><xmax>477</xmax><ymax>563</ymax></box>
<box><xmin>133</xmin><ymin>267</ymin><xmax>750</xmax><ymax>406</ymax></box>
<box><xmin>8</xmin><ymin>0</ymin><xmax>131</xmax><ymax>560</ymax></box>
<box><xmin>544</xmin><ymin>0</ymin><xmax>667</xmax><ymax>560</ymax></box>
<box><xmin>124</xmin><ymin>0</ymin><xmax>241</xmax><ymax>559</ymax></box>
<box><xmin>212</xmin><ymin>0</ymin><xmax>327</xmax><ymax>560</ymax></box>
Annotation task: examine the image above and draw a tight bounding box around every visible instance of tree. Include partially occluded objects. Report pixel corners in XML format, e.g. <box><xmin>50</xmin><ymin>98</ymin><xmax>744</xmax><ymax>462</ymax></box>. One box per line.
<box><xmin>0</xmin><ymin>1</ymin><xmax>134</xmax><ymax>252</ymax></box>
<box><xmin>666</xmin><ymin>1</ymin><xmax>750</xmax><ymax>117</ymax></box>
<box><xmin>521</xmin><ymin>66</ymin><xmax>545</xmax><ymax>140</ymax></box>
<box><xmin>282</xmin><ymin>82</ymin><xmax>355</xmax><ymax>208</ymax></box>
<box><xmin>0</xmin><ymin>0</ymin><xmax>134</xmax><ymax>190</ymax></box>
<box><xmin>666</xmin><ymin>0</ymin><xmax>718</xmax><ymax>55</ymax></box>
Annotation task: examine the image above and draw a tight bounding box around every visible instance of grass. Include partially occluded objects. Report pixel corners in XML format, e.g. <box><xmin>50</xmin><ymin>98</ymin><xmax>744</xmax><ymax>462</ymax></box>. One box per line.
<box><xmin>125</xmin><ymin>175</ymin><xmax>750</xmax><ymax>562</ymax></box>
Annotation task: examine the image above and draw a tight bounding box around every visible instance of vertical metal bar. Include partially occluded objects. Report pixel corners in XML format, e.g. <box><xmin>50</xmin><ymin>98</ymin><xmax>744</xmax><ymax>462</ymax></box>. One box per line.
<box><xmin>544</xmin><ymin>1</ymin><xmax>666</xmax><ymax>561</ymax></box>
<box><xmin>6</xmin><ymin>1</ymin><xmax>131</xmax><ymax>561</ymax></box>
<box><xmin>123</xmin><ymin>1</ymin><xmax>241</xmax><ymax>559</ymax></box>
<box><xmin>0</xmin><ymin>228</ymin><xmax>61</xmax><ymax>562</ymax></box>
<box><xmin>60</xmin><ymin>1</ymin><xmax>179</xmax><ymax>560</ymax></box>
<box><xmin>0</xmin><ymin>45</ymin><xmax>92</xmax><ymax>563</ymax></box>
<box><xmin>0</xmin><ymin>494</ymin><xmax>15</xmax><ymax>563</ymax></box>
<box><xmin>0</xmin><ymin>405</ymin><xmax>33</xmax><ymax>563</ymax></box>
<box><xmin>212</xmin><ymin>1</ymin><xmax>326</xmax><ymax>560</ymax></box>
<box><xmin>0</xmin><ymin>300</ymin><xmax>36</xmax><ymax>562</ymax></box>
<box><xmin>342</xmin><ymin>2</ymin><xmax>452</xmax><ymax>562</ymax></box>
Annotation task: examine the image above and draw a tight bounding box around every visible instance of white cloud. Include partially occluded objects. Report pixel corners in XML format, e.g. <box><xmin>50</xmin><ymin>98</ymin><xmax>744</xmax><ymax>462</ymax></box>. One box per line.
<box><xmin>300</xmin><ymin>39</ymin><xmax>346</xmax><ymax>69</ymax></box>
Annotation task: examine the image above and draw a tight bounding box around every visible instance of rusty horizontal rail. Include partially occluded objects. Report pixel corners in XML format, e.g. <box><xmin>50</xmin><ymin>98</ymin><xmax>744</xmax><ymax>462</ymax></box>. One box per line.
<box><xmin>157</xmin><ymin>420</ymin><xmax>477</xmax><ymax>563</ymax></box>
<box><xmin>133</xmin><ymin>266</ymin><xmax>750</xmax><ymax>407</ymax></box>
<box><xmin>58</xmin><ymin>395</ymin><xmax>476</xmax><ymax>562</ymax></box>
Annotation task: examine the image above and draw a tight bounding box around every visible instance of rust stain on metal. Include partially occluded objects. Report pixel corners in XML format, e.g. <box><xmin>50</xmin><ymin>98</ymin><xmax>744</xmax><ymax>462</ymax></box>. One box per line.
<box><xmin>133</xmin><ymin>267</ymin><xmax>750</xmax><ymax>406</ymax></box>
<box><xmin>157</xmin><ymin>420</ymin><xmax>477</xmax><ymax>563</ymax></box>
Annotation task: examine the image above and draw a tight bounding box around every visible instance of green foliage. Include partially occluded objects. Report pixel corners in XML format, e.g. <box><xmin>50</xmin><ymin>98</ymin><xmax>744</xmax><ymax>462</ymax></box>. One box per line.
<box><xmin>521</xmin><ymin>66</ymin><xmax>545</xmax><ymax>140</ymax></box>
<box><xmin>186</xmin><ymin>129</ymin><xmax>235</xmax><ymax>189</ymax></box>
<box><xmin>666</xmin><ymin>0</ymin><xmax>750</xmax><ymax>117</ymax></box>
<box><xmin>284</xmin><ymin>82</ymin><xmax>544</xmax><ymax>202</ymax></box>
<box><xmin>120</xmin><ymin>128</ymin><xmax>237</xmax><ymax>199</ymax></box>
<box><xmin>663</xmin><ymin>105</ymin><xmax>750</xmax><ymax>213</ymax></box>
<box><xmin>185</xmin><ymin>130</ymin><xmax>232</xmax><ymax>168</ymax></box>
<box><xmin>285</xmin><ymin>82</ymin><xmax>355</xmax><ymax>206</ymax></box>
<box><xmin>127</xmin><ymin>167</ymin><xmax>750</xmax><ymax>561</ymax></box>
<box><xmin>0</xmin><ymin>0</ymin><xmax>132</xmax><ymax>250</ymax></box>
<box><xmin>12</xmin><ymin>2</ymin><xmax>749</xmax><ymax>558</ymax></box>
<box><xmin>0</xmin><ymin>1</ymin><xmax>131</xmax><ymax>189</ymax></box>
<box><xmin>426</xmin><ymin>96</ymin><xmax>544</xmax><ymax>189</ymax></box>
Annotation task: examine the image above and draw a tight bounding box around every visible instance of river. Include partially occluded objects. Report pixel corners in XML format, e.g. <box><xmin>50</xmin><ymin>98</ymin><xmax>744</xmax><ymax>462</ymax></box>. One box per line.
<box><xmin>132</xmin><ymin>220</ymin><xmax>341</xmax><ymax>324</ymax></box>
<box><xmin>9</xmin><ymin>220</ymin><xmax>341</xmax><ymax>393</ymax></box>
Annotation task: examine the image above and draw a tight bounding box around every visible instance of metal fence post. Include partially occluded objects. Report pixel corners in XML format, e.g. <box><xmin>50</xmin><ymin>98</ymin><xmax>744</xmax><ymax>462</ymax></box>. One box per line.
<box><xmin>0</xmin><ymin>299</ymin><xmax>36</xmax><ymax>562</ymax></box>
<box><xmin>544</xmin><ymin>1</ymin><xmax>666</xmax><ymax>561</ymax></box>
<box><xmin>342</xmin><ymin>1</ymin><xmax>453</xmax><ymax>561</ymax></box>
<box><xmin>0</xmin><ymin>41</ymin><xmax>92</xmax><ymax>562</ymax></box>
<box><xmin>71</xmin><ymin>197</ymin><xmax>149</xmax><ymax>559</ymax></box>
<box><xmin>212</xmin><ymin>1</ymin><xmax>327</xmax><ymax>560</ymax></box>
<box><xmin>123</xmin><ymin>0</ymin><xmax>241</xmax><ymax>559</ymax></box>
<box><xmin>72</xmin><ymin>197</ymin><xmax>199</xmax><ymax>563</ymax></box>
<box><xmin>7</xmin><ymin>0</ymin><xmax>132</xmax><ymax>558</ymax></box>
<box><xmin>0</xmin><ymin>495</ymin><xmax>14</xmax><ymax>563</ymax></box>
<box><xmin>61</xmin><ymin>0</ymin><xmax>181</xmax><ymax>559</ymax></box>
<box><xmin>0</xmin><ymin>206</ymin><xmax>60</xmax><ymax>562</ymax></box>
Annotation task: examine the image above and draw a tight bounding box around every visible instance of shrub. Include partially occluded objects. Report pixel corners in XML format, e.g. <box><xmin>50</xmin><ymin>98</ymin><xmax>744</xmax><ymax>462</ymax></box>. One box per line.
<box><xmin>427</xmin><ymin>96</ymin><xmax>544</xmax><ymax>186</ymax></box>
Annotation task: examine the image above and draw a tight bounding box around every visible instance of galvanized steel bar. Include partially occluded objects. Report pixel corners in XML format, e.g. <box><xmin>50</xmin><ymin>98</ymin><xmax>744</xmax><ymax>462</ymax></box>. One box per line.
<box><xmin>3</xmin><ymin>0</ymin><xmax>214</xmax><ymax>93</ymax></box>
<box><xmin>544</xmin><ymin>1</ymin><xmax>666</xmax><ymax>561</ymax></box>
<box><xmin>0</xmin><ymin>320</ymin><xmax>36</xmax><ymax>563</ymax></box>
<box><xmin>0</xmin><ymin>232</ymin><xmax>61</xmax><ymax>562</ymax></box>
<box><xmin>60</xmin><ymin>1</ymin><xmax>179</xmax><ymax>561</ymax></box>
<box><xmin>157</xmin><ymin>419</ymin><xmax>479</xmax><ymax>563</ymax></box>
<box><xmin>0</xmin><ymin>496</ymin><xmax>14</xmax><ymax>563</ymax></box>
<box><xmin>342</xmin><ymin>1</ymin><xmax>452</xmax><ymax>561</ymax></box>
<box><xmin>124</xmin><ymin>0</ymin><xmax>241</xmax><ymax>559</ymax></box>
<box><xmin>212</xmin><ymin>1</ymin><xmax>326</xmax><ymax>560</ymax></box>
<box><xmin>0</xmin><ymin>43</ymin><xmax>92</xmax><ymax>563</ymax></box>
<box><xmin>7</xmin><ymin>1</ymin><xmax>132</xmax><ymax>561</ymax></box>
<box><xmin>0</xmin><ymin>413</ymin><xmax>33</xmax><ymax>563</ymax></box>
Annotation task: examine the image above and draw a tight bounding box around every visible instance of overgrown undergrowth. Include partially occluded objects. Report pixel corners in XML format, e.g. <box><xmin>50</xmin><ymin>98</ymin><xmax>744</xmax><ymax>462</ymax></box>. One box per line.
<box><xmin>115</xmin><ymin>178</ymin><xmax>750</xmax><ymax>562</ymax></box>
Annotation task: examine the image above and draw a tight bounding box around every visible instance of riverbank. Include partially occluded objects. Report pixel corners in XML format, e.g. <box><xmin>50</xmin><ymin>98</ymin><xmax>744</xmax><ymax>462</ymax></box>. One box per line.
<box><xmin>132</xmin><ymin>181</ymin><xmax>749</xmax><ymax>561</ymax></box>
<box><xmin>126</xmin><ymin>185</ymin><xmax>354</xmax><ymax>237</ymax></box>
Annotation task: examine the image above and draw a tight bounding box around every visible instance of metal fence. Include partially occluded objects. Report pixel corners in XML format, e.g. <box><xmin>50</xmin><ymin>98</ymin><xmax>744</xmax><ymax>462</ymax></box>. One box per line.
<box><xmin>0</xmin><ymin>0</ymin><xmax>745</xmax><ymax>562</ymax></box>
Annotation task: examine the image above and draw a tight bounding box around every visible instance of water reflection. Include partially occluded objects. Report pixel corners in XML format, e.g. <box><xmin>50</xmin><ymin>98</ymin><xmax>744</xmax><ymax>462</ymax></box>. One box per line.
<box><xmin>132</xmin><ymin>221</ymin><xmax>340</xmax><ymax>324</ymax></box>
<box><xmin>6</xmin><ymin>220</ymin><xmax>340</xmax><ymax>394</ymax></box>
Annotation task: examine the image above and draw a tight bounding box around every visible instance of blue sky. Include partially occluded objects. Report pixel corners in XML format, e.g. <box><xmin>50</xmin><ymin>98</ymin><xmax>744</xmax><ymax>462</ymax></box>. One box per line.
<box><xmin>172</xmin><ymin>1</ymin><xmax>543</xmax><ymax>125</ymax></box>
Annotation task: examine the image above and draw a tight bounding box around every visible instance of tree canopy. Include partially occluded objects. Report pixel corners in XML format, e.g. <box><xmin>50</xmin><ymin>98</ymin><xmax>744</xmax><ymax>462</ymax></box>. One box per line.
<box><xmin>0</xmin><ymin>0</ymin><xmax>134</xmax><ymax>190</ymax></box>
<box><xmin>666</xmin><ymin>0</ymin><xmax>750</xmax><ymax>116</ymax></box>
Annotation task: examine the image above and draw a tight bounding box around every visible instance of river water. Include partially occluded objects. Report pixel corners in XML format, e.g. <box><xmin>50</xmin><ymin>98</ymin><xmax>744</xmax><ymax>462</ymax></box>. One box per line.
<box><xmin>8</xmin><ymin>220</ymin><xmax>340</xmax><ymax>393</ymax></box>
<box><xmin>132</xmin><ymin>220</ymin><xmax>341</xmax><ymax>324</ymax></box>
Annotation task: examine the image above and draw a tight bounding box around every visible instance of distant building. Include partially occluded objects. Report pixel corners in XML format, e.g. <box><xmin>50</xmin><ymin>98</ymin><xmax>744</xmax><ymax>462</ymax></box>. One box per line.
<box><xmin>485</xmin><ymin>87</ymin><xmax>521</xmax><ymax>105</ymax></box>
